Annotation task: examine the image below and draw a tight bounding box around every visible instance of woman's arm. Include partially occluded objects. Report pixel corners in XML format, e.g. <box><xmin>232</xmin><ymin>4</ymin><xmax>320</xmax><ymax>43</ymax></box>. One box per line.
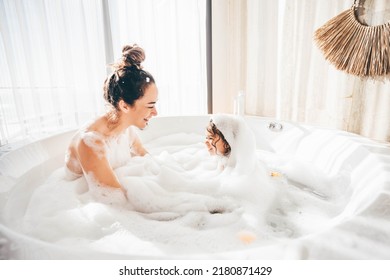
<box><xmin>77</xmin><ymin>137</ymin><xmax>123</xmax><ymax>190</ymax></box>
<box><xmin>131</xmin><ymin>135</ymin><xmax>148</xmax><ymax>156</ymax></box>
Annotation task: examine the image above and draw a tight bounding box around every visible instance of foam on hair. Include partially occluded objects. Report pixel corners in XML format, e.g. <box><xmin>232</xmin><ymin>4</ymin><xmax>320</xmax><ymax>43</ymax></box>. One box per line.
<box><xmin>210</xmin><ymin>114</ymin><xmax>257</xmax><ymax>175</ymax></box>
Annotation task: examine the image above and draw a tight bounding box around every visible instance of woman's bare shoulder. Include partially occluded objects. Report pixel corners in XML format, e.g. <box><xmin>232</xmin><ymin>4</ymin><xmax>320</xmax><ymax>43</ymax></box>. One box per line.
<box><xmin>69</xmin><ymin>117</ymin><xmax>107</xmax><ymax>154</ymax></box>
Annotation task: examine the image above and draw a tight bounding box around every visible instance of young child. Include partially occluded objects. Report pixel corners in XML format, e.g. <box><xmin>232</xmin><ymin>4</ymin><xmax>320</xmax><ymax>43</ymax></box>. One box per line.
<box><xmin>205</xmin><ymin>114</ymin><xmax>276</xmax><ymax>229</ymax></box>
<box><xmin>205</xmin><ymin>114</ymin><xmax>257</xmax><ymax>175</ymax></box>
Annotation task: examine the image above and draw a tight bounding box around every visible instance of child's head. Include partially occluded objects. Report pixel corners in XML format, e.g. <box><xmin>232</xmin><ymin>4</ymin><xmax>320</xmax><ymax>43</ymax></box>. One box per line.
<box><xmin>205</xmin><ymin>120</ymin><xmax>231</xmax><ymax>156</ymax></box>
<box><xmin>206</xmin><ymin>114</ymin><xmax>257</xmax><ymax>175</ymax></box>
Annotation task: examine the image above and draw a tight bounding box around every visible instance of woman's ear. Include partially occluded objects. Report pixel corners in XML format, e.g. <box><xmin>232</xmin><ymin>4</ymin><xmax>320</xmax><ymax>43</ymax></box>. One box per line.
<box><xmin>118</xmin><ymin>100</ymin><xmax>130</xmax><ymax>112</ymax></box>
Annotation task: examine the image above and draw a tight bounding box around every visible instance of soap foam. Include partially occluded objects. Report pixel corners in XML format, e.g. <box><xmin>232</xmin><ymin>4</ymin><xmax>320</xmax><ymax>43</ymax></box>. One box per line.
<box><xmin>2</xmin><ymin>132</ymin><xmax>345</xmax><ymax>256</ymax></box>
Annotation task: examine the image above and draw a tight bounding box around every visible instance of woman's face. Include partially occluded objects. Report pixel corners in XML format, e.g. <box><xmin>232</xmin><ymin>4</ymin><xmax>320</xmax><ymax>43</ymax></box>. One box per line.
<box><xmin>129</xmin><ymin>83</ymin><xmax>158</xmax><ymax>129</ymax></box>
<box><xmin>205</xmin><ymin>125</ymin><xmax>227</xmax><ymax>156</ymax></box>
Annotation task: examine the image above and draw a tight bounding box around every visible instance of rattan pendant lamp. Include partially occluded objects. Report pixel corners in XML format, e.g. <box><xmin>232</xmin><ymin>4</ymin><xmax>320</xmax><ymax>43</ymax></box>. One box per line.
<box><xmin>314</xmin><ymin>0</ymin><xmax>390</xmax><ymax>79</ymax></box>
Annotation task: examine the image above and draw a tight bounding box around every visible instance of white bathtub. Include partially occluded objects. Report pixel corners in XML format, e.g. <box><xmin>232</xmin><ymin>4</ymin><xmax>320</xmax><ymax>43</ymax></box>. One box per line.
<box><xmin>0</xmin><ymin>115</ymin><xmax>389</xmax><ymax>259</ymax></box>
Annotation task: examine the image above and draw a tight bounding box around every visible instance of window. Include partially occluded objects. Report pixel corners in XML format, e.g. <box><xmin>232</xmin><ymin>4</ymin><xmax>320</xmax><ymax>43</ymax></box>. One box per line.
<box><xmin>0</xmin><ymin>0</ymin><xmax>207</xmax><ymax>146</ymax></box>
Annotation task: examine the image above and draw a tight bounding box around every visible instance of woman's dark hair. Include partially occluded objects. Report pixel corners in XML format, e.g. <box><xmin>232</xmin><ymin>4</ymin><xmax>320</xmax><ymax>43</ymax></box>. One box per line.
<box><xmin>103</xmin><ymin>44</ymin><xmax>155</xmax><ymax>109</ymax></box>
<box><xmin>207</xmin><ymin>121</ymin><xmax>231</xmax><ymax>156</ymax></box>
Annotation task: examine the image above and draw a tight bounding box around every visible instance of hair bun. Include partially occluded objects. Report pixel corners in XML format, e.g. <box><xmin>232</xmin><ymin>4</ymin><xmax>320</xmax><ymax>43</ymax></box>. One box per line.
<box><xmin>122</xmin><ymin>44</ymin><xmax>145</xmax><ymax>68</ymax></box>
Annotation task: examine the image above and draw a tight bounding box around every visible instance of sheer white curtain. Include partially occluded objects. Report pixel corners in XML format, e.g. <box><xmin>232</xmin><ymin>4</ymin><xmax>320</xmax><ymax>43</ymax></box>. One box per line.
<box><xmin>108</xmin><ymin>0</ymin><xmax>207</xmax><ymax>116</ymax></box>
<box><xmin>0</xmin><ymin>0</ymin><xmax>107</xmax><ymax>146</ymax></box>
<box><xmin>0</xmin><ymin>0</ymin><xmax>207</xmax><ymax>146</ymax></box>
<box><xmin>212</xmin><ymin>0</ymin><xmax>390</xmax><ymax>142</ymax></box>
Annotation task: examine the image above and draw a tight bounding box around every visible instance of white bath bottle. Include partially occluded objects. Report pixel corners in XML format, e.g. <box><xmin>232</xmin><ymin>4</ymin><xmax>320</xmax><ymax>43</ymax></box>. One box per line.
<box><xmin>234</xmin><ymin>90</ymin><xmax>245</xmax><ymax>116</ymax></box>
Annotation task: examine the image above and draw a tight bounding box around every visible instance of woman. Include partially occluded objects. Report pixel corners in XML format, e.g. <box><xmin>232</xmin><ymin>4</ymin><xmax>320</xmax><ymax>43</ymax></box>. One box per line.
<box><xmin>65</xmin><ymin>44</ymin><xmax>158</xmax><ymax>196</ymax></box>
